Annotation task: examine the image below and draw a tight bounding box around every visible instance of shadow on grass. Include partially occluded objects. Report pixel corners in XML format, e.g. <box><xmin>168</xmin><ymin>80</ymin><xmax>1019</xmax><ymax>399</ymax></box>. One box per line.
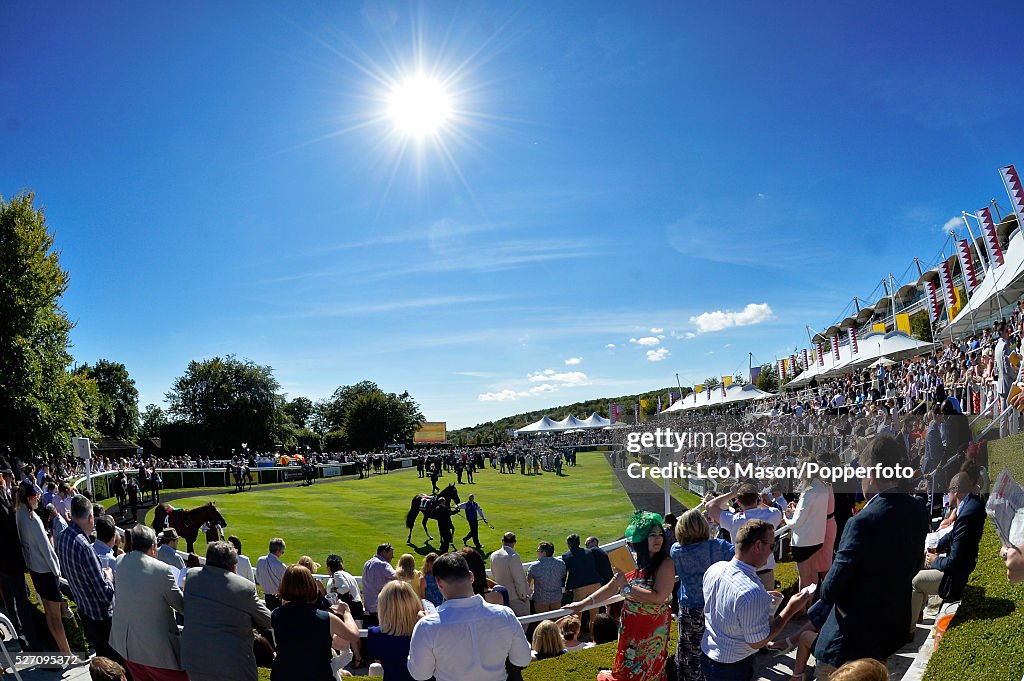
<box><xmin>947</xmin><ymin>584</ymin><xmax>1016</xmax><ymax>628</ymax></box>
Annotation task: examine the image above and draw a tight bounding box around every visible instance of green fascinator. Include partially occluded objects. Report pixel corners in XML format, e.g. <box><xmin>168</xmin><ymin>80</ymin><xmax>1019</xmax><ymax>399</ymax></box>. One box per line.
<box><xmin>624</xmin><ymin>509</ymin><xmax>664</xmax><ymax>543</ymax></box>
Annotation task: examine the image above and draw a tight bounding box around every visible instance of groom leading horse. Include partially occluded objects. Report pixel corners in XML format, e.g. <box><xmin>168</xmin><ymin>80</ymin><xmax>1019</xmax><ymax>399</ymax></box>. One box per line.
<box><xmin>406</xmin><ymin>483</ymin><xmax>461</xmax><ymax>552</ymax></box>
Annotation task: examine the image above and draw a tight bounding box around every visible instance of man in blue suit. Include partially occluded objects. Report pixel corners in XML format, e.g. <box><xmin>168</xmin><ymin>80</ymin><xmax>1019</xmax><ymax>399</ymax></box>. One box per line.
<box><xmin>813</xmin><ymin>435</ymin><xmax>929</xmax><ymax>680</ymax></box>
<box><xmin>910</xmin><ymin>472</ymin><xmax>985</xmax><ymax>630</ymax></box>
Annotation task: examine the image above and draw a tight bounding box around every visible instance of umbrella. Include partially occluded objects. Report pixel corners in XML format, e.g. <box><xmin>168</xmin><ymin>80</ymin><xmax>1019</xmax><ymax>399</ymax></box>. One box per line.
<box><xmin>868</xmin><ymin>356</ymin><xmax>896</xmax><ymax>368</ymax></box>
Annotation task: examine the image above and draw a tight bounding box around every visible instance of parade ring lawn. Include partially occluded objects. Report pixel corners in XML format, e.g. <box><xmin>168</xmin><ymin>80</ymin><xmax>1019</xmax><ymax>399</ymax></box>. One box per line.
<box><xmin>144</xmin><ymin>454</ymin><xmax>636</xmax><ymax>569</ymax></box>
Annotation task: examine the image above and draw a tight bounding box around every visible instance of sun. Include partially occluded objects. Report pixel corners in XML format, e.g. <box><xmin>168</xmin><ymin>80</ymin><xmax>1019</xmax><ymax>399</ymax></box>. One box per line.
<box><xmin>387</xmin><ymin>74</ymin><xmax>452</xmax><ymax>138</ymax></box>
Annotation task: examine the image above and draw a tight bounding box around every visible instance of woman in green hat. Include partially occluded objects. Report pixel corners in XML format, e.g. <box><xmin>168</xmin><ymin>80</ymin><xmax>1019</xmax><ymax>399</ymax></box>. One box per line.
<box><xmin>568</xmin><ymin>510</ymin><xmax>675</xmax><ymax>680</ymax></box>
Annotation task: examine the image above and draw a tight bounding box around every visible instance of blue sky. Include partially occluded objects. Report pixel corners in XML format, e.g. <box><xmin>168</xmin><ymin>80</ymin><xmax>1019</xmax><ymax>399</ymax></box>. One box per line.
<box><xmin>3</xmin><ymin>2</ymin><xmax>1024</xmax><ymax>428</ymax></box>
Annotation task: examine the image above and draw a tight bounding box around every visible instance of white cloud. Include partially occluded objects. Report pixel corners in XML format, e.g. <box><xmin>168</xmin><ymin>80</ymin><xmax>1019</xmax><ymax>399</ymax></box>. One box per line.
<box><xmin>650</xmin><ymin>327</ymin><xmax>664</xmax><ymax>334</ymax></box>
<box><xmin>606</xmin><ymin>343</ymin><xmax>616</xmax><ymax>349</ymax></box>
<box><xmin>689</xmin><ymin>303</ymin><xmax>774</xmax><ymax>334</ymax></box>
<box><xmin>941</xmin><ymin>216</ymin><xmax>961</xmax><ymax>235</ymax></box>
<box><xmin>478</xmin><ymin>390</ymin><xmax>522</xmax><ymax>402</ymax></box>
<box><xmin>526</xmin><ymin>369</ymin><xmax>589</xmax><ymax>385</ymax></box>
<box><xmin>685</xmin><ymin>332</ymin><xmax>696</xmax><ymax>339</ymax></box>
<box><xmin>528</xmin><ymin>383</ymin><xmax>557</xmax><ymax>394</ymax></box>
<box><xmin>629</xmin><ymin>337</ymin><xmax>661</xmax><ymax>347</ymax></box>
<box><xmin>646</xmin><ymin>348</ymin><xmax>670</xmax><ymax>362</ymax></box>
<box><xmin>564</xmin><ymin>357</ymin><xmax>582</xmax><ymax>365</ymax></box>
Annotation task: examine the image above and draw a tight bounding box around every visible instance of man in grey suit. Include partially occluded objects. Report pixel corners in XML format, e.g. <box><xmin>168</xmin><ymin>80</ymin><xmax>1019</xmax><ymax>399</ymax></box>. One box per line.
<box><xmin>110</xmin><ymin>525</ymin><xmax>189</xmax><ymax>681</ymax></box>
<box><xmin>182</xmin><ymin>541</ymin><xmax>272</xmax><ymax>681</ymax></box>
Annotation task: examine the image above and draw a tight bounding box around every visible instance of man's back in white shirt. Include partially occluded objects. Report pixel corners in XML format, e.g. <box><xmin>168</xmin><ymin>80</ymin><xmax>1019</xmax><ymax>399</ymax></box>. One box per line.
<box><xmin>407</xmin><ymin>594</ymin><xmax>532</xmax><ymax>681</ymax></box>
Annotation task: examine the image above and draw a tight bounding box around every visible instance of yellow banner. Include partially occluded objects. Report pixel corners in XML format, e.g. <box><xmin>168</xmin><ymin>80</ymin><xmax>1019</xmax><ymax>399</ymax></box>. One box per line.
<box><xmin>722</xmin><ymin>375</ymin><xmax>733</xmax><ymax>388</ymax></box>
<box><xmin>872</xmin><ymin>323</ymin><xmax>887</xmax><ymax>333</ymax></box>
<box><xmin>948</xmin><ymin>288</ymin><xmax>964</xmax><ymax>321</ymax></box>
<box><xmin>694</xmin><ymin>385</ymin><xmax>704</xmax><ymax>394</ymax></box>
<box><xmin>639</xmin><ymin>398</ymin><xmax>651</xmax><ymax>423</ymax></box>
<box><xmin>895</xmin><ymin>313</ymin><xmax>911</xmax><ymax>335</ymax></box>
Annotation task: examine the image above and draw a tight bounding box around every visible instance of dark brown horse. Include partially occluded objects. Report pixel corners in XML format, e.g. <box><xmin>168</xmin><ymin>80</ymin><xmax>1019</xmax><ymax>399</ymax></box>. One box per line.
<box><xmin>153</xmin><ymin>502</ymin><xmax>227</xmax><ymax>553</ymax></box>
<box><xmin>405</xmin><ymin>483</ymin><xmax>460</xmax><ymax>549</ymax></box>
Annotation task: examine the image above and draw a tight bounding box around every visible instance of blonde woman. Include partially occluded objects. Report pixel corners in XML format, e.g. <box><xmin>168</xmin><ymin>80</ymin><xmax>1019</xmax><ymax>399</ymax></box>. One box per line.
<box><xmin>367</xmin><ymin>581</ymin><xmax>423</xmax><ymax>681</ymax></box>
<box><xmin>295</xmin><ymin>555</ymin><xmax>329</xmax><ymax>606</ymax></box>
<box><xmin>395</xmin><ymin>553</ymin><xmax>421</xmax><ymax>588</ymax></box>
<box><xmin>531</xmin><ymin>619</ymin><xmax>566</xmax><ymax>661</ymax></box>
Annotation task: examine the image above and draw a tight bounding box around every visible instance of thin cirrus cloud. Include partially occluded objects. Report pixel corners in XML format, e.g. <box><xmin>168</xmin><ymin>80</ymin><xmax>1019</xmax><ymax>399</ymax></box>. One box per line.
<box><xmin>564</xmin><ymin>357</ymin><xmax>582</xmax><ymax>365</ymax></box>
<box><xmin>689</xmin><ymin>303</ymin><xmax>774</xmax><ymax>334</ymax></box>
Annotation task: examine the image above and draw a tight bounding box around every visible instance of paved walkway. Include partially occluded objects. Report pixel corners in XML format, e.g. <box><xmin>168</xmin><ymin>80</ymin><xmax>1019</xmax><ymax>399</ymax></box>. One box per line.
<box><xmin>603</xmin><ymin>452</ymin><xmax>689</xmax><ymax>516</ymax></box>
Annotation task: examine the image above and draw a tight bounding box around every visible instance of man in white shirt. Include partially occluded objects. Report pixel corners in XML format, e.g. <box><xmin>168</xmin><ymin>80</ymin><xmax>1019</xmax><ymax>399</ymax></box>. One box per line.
<box><xmin>707</xmin><ymin>483</ymin><xmax>784</xmax><ymax>590</ymax></box>
<box><xmin>489</xmin><ymin>532</ymin><xmax>531</xmax><ymax>617</ymax></box>
<box><xmin>227</xmin><ymin>535</ymin><xmax>254</xmax><ymax>583</ymax></box>
<box><xmin>408</xmin><ymin>552</ymin><xmax>532</xmax><ymax>681</ymax></box>
<box><xmin>255</xmin><ymin>537</ymin><xmax>287</xmax><ymax>609</ymax></box>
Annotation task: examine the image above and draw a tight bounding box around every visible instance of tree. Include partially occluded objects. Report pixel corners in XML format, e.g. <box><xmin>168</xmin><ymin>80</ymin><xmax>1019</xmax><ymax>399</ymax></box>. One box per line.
<box><xmin>342</xmin><ymin>389</ymin><xmax>424</xmax><ymax>451</ymax></box>
<box><xmin>321</xmin><ymin>380</ymin><xmax>380</xmax><ymax>432</ymax></box>
<box><xmin>0</xmin><ymin>192</ymin><xmax>85</xmax><ymax>460</ymax></box>
<box><xmin>73</xmin><ymin>359</ymin><xmax>139</xmax><ymax>439</ymax></box>
<box><xmin>283</xmin><ymin>396</ymin><xmax>314</xmax><ymax>430</ymax></box>
<box><xmin>138</xmin><ymin>404</ymin><xmax>167</xmax><ymax>439</ymax></box>
<box><xmin>703</xmin><ymin>377</ymin><xmax>720</xmax><ymax>389</ymax></box>
<box><xmin>165</xmin><ymin>355</ymin><xmax>287</xmax><ymax>454</ymax></box>
<box><xmin>756</xmin><ymin>363</ymin><xmax>779</xmax><ymax>393</ymax></box>
<box><xmin>910</xmin><ymin>311</ymin><xmax>933</xmax><ymax>342</ymax></box>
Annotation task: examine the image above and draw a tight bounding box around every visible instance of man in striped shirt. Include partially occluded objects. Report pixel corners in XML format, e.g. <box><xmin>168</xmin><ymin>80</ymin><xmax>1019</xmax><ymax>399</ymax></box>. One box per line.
<box><xmin>701</xmin><ymin>519</ymin><xmax>812</xmax><ymax>681</ymax></box>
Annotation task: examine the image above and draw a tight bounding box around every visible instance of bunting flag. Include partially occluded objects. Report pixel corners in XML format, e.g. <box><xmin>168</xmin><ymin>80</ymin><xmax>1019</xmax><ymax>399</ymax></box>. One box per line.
<box><xmin>925</xmin><ymin>280</ymin><xmax>942</xmax><ymax>323</ymax></box>
<box><xmin>722</xmin><ymin>375</ymin><xmax>733</xmax><ymax>388</ymax></box>
<box><xmin>948</xmin><ymin>287</ymin><xmax>964</xmax><ymax>321</ymax></box>
<box><xmin>848</xmin><ymin>326</ymin><xmax>858</xmax><ymax>355</ymax></box>
<box><xmin>937</xmin><ymin>260</ymin><xmax>958</xmax><ymax>309</ymax></box>
<box><xmin>669</xmin><ymin>391</ymin><xmax>679</xmax><ymax>406</ymax></box>
<box><xmin>817</xmin><ymin>342</ymin><xmax>824</xmax><ymax>366</ymax></box>
<box><xmin>977</xmin><ymin>207</ymin><xmax>1005</xmax><ymax>268</ymax></box>
<box><xmin>895</xmin><ymin>313</ymin><xmax>911</xmax><ymax>335</ymax></box>
<box><xmin>694</xmin><ymin>384</ymin><xmax>704</xmax><ymax>394</ymax></box>
<box><xmin>720</xmin><ymin>380</ymin><xmax>727</xmax><ymax>397</ymax></box>
<box><xmin>657</xmin><ymin>395</ymin><xmax>662</xmax><ymax>413</ymax></box>
<box><xmin>778</xmin><ymin>359</ymin><xmax>786</xmax><ymax>380</ymax></box>
<box><xmin>750</xmin><ymin>366</ymin><xmax>761</xmax><ymax>384</ymax></box>
<box><xmin>610</xmin><ymin>403</ymin><xmax>620</xmax><ymax>423</ymax></box>
<box><xmin>634</xmin><ymin>402</ymin><xmax>641</xmax><ymax>423</ymax></box>
<box><xmin>803</xmin><ymin>348</ymin><xmax>810</xmax><ymax>370</ymax></box>
<box><xmin>832</xmin><ymin>335</ymin><xmax>841</xmax><ymax>361</ymax></box>
<box><xmin>956</xmin><ymin>238</ymin><xmax>980</xmax><ymax>294</ymax></box>
<box><xmin>999</xmin><ymin>165</ymin><xmax>1024</xmax><ymax>228</ymax></box>
<box><xmin>872</xmin><ymin>323</ymin><xmax>887</xmax><ymax>333</ymax></box>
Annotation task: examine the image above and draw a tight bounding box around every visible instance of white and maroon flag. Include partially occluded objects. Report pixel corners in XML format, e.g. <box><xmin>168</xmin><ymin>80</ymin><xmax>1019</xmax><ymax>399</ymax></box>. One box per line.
<box><xmin>937</xmin><ymin>260</ymin><xmax>957</xmax><ymax>309</ymax></box>
<box><xmin>925</xmin><ymin>280</ymin><xmax>941</xmax><ymax>323</ymax></box>
<box><xmin>977</xmin><ymin>207</ymin><xmax>1005</xmax><ymax>268</ymax></box>
<box><xmin>803</xmin><ymin>348</ymin><xmax>810</xmax><ymax>370</ymax></box>
<box><xmin>832</xmin><ymin>335</ymin><xmax>841</xmax><ymax>361</ymax></box>
<box><xmin>848</xmin><ymin>325</ymin><xmax>859</xmax><ymax>355</ymax></box>
<box><xmin>956</xmin><ymin>239</ymin><xmax>980</xmax><ymax>294</ymax></box>
<box><xmin>999</xmin><ymin>165</ymin><xmax>1024</xmax><ymax>226</ymax></box>
<box><xmin>818</xmin><ymin>342</ymin><xmax>825</xmax><ymax>366</ymax></box>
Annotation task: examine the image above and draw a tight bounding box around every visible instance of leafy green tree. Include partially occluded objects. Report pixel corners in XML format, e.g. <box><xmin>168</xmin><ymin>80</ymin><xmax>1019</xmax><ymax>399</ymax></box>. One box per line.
<box><xmin>73</xmin><ymin>359</ymin><xmax>139</xmax><ymax>439</ymax></box>
<box><xmin>165</xmin><ymin>355</ymin><xmax>287</xmax><ymax>454</ymax></box>
<box><xmin>703</xmin><ymin>377</ymin><xmax>720</xmax><ymax>389</ymax></box>
<box><xmin>69</xmin><ymin>372</ymin><xmax>103</xmax><ymax>439</ymax></box>
<box><xmin>283</xmin><ymin>396</ymin><xmax>314</xmax><ymax>430</ymax></box>
<box><xmin>0</xmin><ymin>192</ymin><xmax>85</xmax><ymax>460</ymax></box>
<box><xmin>342</xmin><ymin>389</ymin><xmax>424</xmax><ymax>451</ymax></box>
<box><xmin>910</xmin><ymin>311</ymin><xmax>933</xmax><ymax>342</ymax></box>
<box><xmin>756</xmin><ymin>363</ymin><xmax>779</xmax><ymax>393</ymax></box>
<box><xmin>322</xmin><ymin>380</ymin><xmax>380</xmax><ymax>432</ymax></box>
<box><xmin>138</xmin><ymin>404</ymin><xmax>167</xmax><ymax>439</ymax></box>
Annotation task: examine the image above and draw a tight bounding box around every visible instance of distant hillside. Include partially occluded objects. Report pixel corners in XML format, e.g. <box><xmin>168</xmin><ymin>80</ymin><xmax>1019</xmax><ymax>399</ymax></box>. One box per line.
<box><xmin>449</xmin><ymin>386</ymin><xmax>690</xmax><ymax>445</ymax></box>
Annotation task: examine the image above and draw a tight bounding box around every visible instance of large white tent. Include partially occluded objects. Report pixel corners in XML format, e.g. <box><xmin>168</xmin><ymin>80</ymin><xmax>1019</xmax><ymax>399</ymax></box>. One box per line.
<box><xmin>582</xmin><ymin>412</ymin><xmax>611</xmax><ymax>428</ymax></box>
<box><xmin>552</xmin><ymin>415</ymin><xmax>588</xmax><ymax>430</ymax></box>
<box><xmin>662</xmin><ymin>383</ymin><xmax>775</xmax><ymax>412</ymax></box>
<box><xmin>514</xmin><ymin>416</ymin><xmax>558</xmax><ymax>435</ymax></box>
<box><xmin>514</xmin><ymin>413</ymin><xmax>613</xmax><ymax>435</ymax></box>
<box><xmin>947</xmin><ymin>229</ymin><xmax>1024</xmax><ymax>336</ymax></box>
<box><xmin>787</xmin><ymin>331</ymin><xmax>933</xmax><ymax>389</ymax></box>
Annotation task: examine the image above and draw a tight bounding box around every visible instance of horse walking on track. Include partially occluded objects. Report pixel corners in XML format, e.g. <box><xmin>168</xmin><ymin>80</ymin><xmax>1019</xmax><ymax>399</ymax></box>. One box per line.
<box><xmin>153</xmin><ymin>502</ymin><xmax>227</xmax><ymax>554</ymax></box>
<box><xmin>406</xmin><ymin>483</ymin><xmax>461</xmax><ymax>551</ymax></box>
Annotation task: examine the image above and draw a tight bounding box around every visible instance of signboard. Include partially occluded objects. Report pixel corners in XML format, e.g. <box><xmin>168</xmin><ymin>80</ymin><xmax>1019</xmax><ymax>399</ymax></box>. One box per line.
<box><xmin>414</xmin><ymin>422</ymin><xmax>447</xmax><ymax>444</ymax></box>
<box><xmin>73</xmin><ymin>437</ymin><xmax>92</xmax><ymax>461</ymax></box>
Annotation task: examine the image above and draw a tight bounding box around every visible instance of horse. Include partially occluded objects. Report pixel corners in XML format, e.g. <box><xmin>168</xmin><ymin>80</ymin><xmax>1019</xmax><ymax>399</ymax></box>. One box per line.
<box><xmin>233</xmin><ymin>464</ymin><xmax>253</xmax><ymax>492</ymax></box>
<box><xmin>153</xmin><ymin>501</ymin><xmax>227</xmax><ymax>554</ymax></box>
<box><xmin>110</xmin><ymin>472</ymin><xmax>127</xmax><ymax>517</ymax></box>
<box><xmin>406</xmin><ymin>483</ymin><xmax>461</xmax><ymax>548</ymax></box>
<box><xmin>138</xmin><ymin>466</ymin><xmax>162</xmax><ymax>505</ymax></box>
<box><xmin>302</xmin><ymin>462</ymin><xmax>316</xmax><ymax>486</ymax></box>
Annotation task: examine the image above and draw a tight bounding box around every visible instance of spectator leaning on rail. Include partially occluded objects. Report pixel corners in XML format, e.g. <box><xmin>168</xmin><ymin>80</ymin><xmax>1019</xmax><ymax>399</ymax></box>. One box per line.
<box><xmin>407</xmin><ymin>552</ymin><xmax>532</xmax><ymax>681</ymax></box>
<box><xmin>910</xmin><ymin>471</ymin><xmax>985</xmax><ymax>634</ymax></box>
<box><xmin>110</xmin><ymin>524</ymin><xmax>188</xmax><ymax>681</ymax></box>
<box><xmin>701</xmin><ymin>519</ymin><xmax>813</xmax><ymax>681</ymax></box>
<box><xmin>57</xmin><ymin>494</ymin><xmax>119</xmax><ymax>660</ymax></box>
<box><xmin>182</xmin><ymin>540</ymin><xmax>273</xmax><ymax>681</ymax></box>
<box><xmin>527</xmin><ymin>541</ymin><xmax>566</xmax><ymax>614</ymax></box>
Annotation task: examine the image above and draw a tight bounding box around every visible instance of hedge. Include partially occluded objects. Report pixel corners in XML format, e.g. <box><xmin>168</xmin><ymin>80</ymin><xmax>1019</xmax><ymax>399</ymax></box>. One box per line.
<box><xmin>922</xmin><ymin>432</ymin><xmax>1024</xmax><ymax>680</ymax></box>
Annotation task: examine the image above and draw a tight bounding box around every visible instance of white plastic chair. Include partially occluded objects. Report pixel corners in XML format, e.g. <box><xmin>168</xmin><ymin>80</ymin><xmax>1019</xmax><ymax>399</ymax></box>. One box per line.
<box><xmin>0</xmin><ymin>611</ymin><xmax>25</xmax><ymax>681</ymax></box>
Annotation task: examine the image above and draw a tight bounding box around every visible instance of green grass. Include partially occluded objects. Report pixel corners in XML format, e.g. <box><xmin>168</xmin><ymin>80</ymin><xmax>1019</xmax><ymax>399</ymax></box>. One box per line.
<box><xmin>145</xmin><ymin>455</ymin><xmax>635</xmax><ymax>568</ymax></box>
<box><xmin>923</xmin><ymin>432</ymin><xmax>1024</xmax><ymax>680</ymax></box>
